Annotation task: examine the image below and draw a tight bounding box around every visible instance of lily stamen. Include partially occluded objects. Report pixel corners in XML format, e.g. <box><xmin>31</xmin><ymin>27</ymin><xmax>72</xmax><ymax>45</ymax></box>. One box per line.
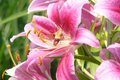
<box><xmin>32</xmin><ymin>19</ymin><xmax>37</xmax><ymax>34</ymax></box>
<box><xmin>37</xmin><ymin>29</ymin><xmax>48</xmax><ymax>43</ymax></box>
<box><xmin>26</xmin><ymin>44</ymin><xmax>29</xmax><ymax>55</ymax></box>
<box><xmin>38</xmin><ymin>29</ymin><xmax>43</xmax><ymax>37</ymax></box>
<box><xmin>39</xmin><ymin>34</ymin><xmax>47</xmax><ymax>43</ymax></box>
<box><xmin>60</xmin><ymin>34</ymin><xmax>64</xmax><ymax>40</ymax></box>
<box><xmin>2</xmin><ymin>69</ymin><xmax>7</xmax><ymax>80</ymax></box>
<box><xmin>38</xmin><ymin>56</ymin><xmax>42</xmax><ymax>65</ymax></box>
<box><xmin>15</xmin><ymin>51</ymin><xmax>21</xmax><ymax>64</ymax></box>
<box><xmin>26</xmin><ymin>30</ymin><xmax>31</xmax><ymax>38</ymax></box>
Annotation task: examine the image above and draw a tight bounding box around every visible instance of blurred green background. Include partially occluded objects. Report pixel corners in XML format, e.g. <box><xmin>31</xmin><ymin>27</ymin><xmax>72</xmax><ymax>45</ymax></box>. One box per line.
<box><xmin>0</xmin><ymin>0</ymin><xmax>31</xmax><ymax>79</ymax></box>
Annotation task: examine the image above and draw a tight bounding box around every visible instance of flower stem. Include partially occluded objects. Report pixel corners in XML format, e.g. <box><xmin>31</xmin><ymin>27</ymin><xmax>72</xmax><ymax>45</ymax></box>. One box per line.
<box><xmin>75</xmin><ymin>55</ymin><xmax>100</xmax><ymax>65</ymax></box>
<box><xmin>76</xmin><ymin>61</ymin><xmax>94</xmax><ymax>80</ymax></box>
<box><xmin>82</xmin><ymin>67</ymin><xmax>94</xmax><ymax>80</ymax></box>
<box><xmin>107</xmin><ymin>20</ymin><xmax>112</xmax><ymax>46</ymax></box>
<box><xmin>50</xmin><ymin>54</ymin><xmax>100</xmax><ymax>65</ymax></box>
<box><xmin>100</xmin><ymin>16</ymin><xmax>106</xmax><ymax>33</ymax></box>
<box><xmin>82</xmin><ymin>45</ymin><xmax>101</xmax><ymax>65</ymax></box>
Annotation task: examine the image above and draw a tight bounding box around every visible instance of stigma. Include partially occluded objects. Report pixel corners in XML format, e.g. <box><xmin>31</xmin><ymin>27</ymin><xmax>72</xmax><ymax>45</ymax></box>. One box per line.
<box><xmin>53</xmin><ymin>29</ymin><xmax>64</xmax><ymax>46</ymax></box>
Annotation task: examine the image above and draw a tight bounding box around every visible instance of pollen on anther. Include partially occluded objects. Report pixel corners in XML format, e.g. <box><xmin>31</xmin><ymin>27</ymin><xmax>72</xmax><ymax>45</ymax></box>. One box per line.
<box><xmin>38</xmin><ymin>56</ymin><xmax>42</xmax><ymax>65</ymax></box>
<box><xmin>38</xmin><ymin>29</ymin><xmax>43</xmax><ymax>37</ymax></box>
<box><xmin>15</xmin><ymin>51</ymin><xmax>21</xmax><ymax>63</ymax></box>
<box><xmin>34</xmin><ymin>26</ymin><xmax>37</xmax><ymax>34</ymax></box>
<box><xmin>2</xmin><ymin>69</ymin><xmax>7</xmax><ymax>80</ymax></box>
<box><xmin>32</xmin><ymin>19</ymin><xmax>37</xmax><ymax>34</ymax></box>
<box><xmin>26</xmin><ymin>44</ymin><xmax>29</xmax><ymax>55</ymax></box>
<box><xmin>39</xmin><ymin>33</ymin><xmax>47</xmax><ymax>43</ymax></box>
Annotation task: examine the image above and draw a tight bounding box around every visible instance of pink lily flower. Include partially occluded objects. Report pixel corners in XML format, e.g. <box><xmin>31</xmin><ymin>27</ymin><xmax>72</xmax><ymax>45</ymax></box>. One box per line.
<box><xmin>25</xmin><ymin>0</ymin><xmax>100</xmax><ymax>49</ymax></box>
<box><xmin>28</xmin><ymin>0</ymin><xmax>67</xmax><ymax>13</ymax></box>
<box><xmin>95</xmin><ymin>43</ymin><xmax>120</xmax><ymax>80</ymax></box>
<box><xmin>6</xmin><ymin>50</ymin><xmax>53</xmax><ymax>80</ymax></box>
<box><xmin>10</xmin><ymin>0</ymin><xmax>100</xmax><ymax>80</ymax></box>
<box><xmin>94</xmin><ymin>0</ymin><xmax>120</xmax><ymax>25</ymax></box>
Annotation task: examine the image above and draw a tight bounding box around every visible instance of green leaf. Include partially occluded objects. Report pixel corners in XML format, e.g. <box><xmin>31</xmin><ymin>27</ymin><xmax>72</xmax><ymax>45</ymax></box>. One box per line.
<box><xmin>0</xmin><ymin>10</ymin><xmax>27</xmax><ymax>25</ymax></box>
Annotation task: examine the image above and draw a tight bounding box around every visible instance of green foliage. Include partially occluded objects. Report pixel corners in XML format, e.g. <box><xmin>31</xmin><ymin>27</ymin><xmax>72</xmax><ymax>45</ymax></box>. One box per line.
<box><xmin>0</xmin><ymin>0</ymin><xmax>29</xmax><ymax>79</ymax></box>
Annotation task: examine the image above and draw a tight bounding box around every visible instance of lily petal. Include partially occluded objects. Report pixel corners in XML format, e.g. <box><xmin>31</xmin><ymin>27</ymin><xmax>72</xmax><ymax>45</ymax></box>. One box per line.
<box><xmin>7</xmin><ymin>49</ymin><xmax>53</xmax><ymax>80</ymax></box>
<box><xmin>107</xmin><ymin>43</ymin><xmax>120</xmax><ymax>63</ymax></box>
<box><xmin>47</xmin><ymin>0</ymin><xmax>67</xmax><ymax>25</ymax></box>
<box><xmin>100</xmin><ymin>43</ymin><xmax>120</xmax><ymax>62</ymax></box>
<box><xmin>94</xmin><ymin>0</ymin><xmax>120</xmax><ymax>25</ymax></box>
<box><xmin>27</xmin><ymin>58</ymin><xmax>52</xmax><ymax>80</ymax></box>
<box><xmin>28</xmin><ymin>49</ymin><xmax>53</xmax><ymax>73</ymax></box>
<box><xmin>95</xmin><ymin>60</ymin><xmax>120</xmax><ymax>80</ymax></box>
<box><xmin>33</xmin><ymin>15</ymin><xmax>58</xmax><ymax>34</ymax></box>
<box><xmin>59</xmin><ymin>0</ymin><xmax>89</xmax><ymax>37</ymax></box>
<box><xmin>47</xmin><ymin>46</ymin><xmax>72</xmax><ymax>57</ymax></box>
<box><xmin>82</xmin><ymin>4</ymin><xmax>96</xmax><ymax>29</ymax></box>
<box><xmin>29</xmin><ymin>42</ymin><xmax>39</xmax><ymax>49</ymax></box>
<box><xmin>6</xmin><ymin>62</ymin><xmax>25</xmax><ymax>77</ymax></box>
<box><xmin>24</xmin><ymin>16</ymin><xmax>58</xmax><ymax>48</ymax></box>
<box><xmin>71</xmin><ymin>28</ymin><xmax>100</xmax><ymax>48</ymax></box>
<box><xmin>6</xmin><ymin>62</ymin><xmax>33</xmax><ymax>80</ymax></box>
<box><xmin>27</xmin><ymin>49</ymin><xmax>53</xmax><ymax>80</ymax></box>
<box><xmin>28</xmin><ymin>0</ymin><xmax>58</xmax><ymax>13</ymax></box>
<box><xmin>47</xmin><ymin>3</ymin><xmax>60</xmax><ymax>26</ymax></box>
<box><xmin>100</xmin><ymin>49</ymin><xmax>108</xmax><ymax>60</ymax></box>
<box><xmin>10</xmin><ymin>32</ymin><xmax>26</xmax><ymax>42</ymax></box>
<box><xmin>56</xmin><ymin>48</ymin><xmax>78</xmax><ymax>80</ymax></box>
<box><xmin>9</xmin><ymin>77</ymin><xmax>18</xmax><ymax>80</ymax></box>
<box><xmin>24</xmin><ymin>23</ymin><xmax>51</xmax><ymax>48</ymax></box>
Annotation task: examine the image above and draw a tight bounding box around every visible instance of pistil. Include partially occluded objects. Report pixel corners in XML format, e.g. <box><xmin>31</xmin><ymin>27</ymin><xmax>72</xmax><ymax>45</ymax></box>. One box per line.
<box><xmin>53</xmin><ymin>30</ymin><xmax>64</xmax><ymax>46</ymax></box>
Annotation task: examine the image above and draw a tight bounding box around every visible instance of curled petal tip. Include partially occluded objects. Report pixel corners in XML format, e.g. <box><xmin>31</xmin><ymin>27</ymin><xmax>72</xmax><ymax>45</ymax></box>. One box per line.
<box><xmin>10</xmin><ymin>36</ymin><xmax>15</xmax><ymax>42</ymax></box>
<box><xmin>10</xmin><ymin>32</ymin><xmax>26</xmax><ymax>42</ymax></box>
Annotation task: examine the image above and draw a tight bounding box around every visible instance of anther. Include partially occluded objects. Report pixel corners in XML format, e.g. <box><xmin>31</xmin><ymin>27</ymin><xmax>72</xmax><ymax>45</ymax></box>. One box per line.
<box><xmin>38</xmin><ymin>56</ymin><xmax>42</xmax><ymax>65</ymax></box>
<box><xmin>7</xmin><ymin>44</ymin><xmax>11</xmax><ymax>49</ymax></box>
<box><xmin>34</xmin><ymin>26</ymin><xmax>37</xmax><ymax>34</ymax></box>
<box><xmin>29</xmin><ymin>0</ymin><xmax>32</xmax><ymax>3</ymax></box>
<box><xmin>32</xmin><ymin>19</ymin><xmax>37</xmax><ymax>34</ymax></box>
<box><xmin>38</xmin><ymin>29</ymin><xmax>43</xmax><ymax>37</ymax></box>
<box><xmin>53</xmin><ymin>29</ymin><xmax>64</xmax><ymax>46</ymax></box>
<box><xmin>37</xmin><ymin>29</ymin><xmax>48</xmax><ymax>43</ymax></box>
<box><xmin>2</xmin><ymin>69</ymin><xmax>7</xmax><ymax>80</ymax></box>
<box><xmin>15</xmin><ymin>51</ymin><xmax>21</xmax><ymax>64</ymax></box>
<box><xmin>39</xmin><ymin>33</ymin><xmax>47</xmax><ymax>43</ymax></box>
<box><xmin>26</xmin><ymin>44</ymin><xmax>29</xmax><ymax>55</ymax></box>
<box><xmin>60</xmin><ymin>33</ymin><xmax>64</xmax><ymax>40</ymax></box>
